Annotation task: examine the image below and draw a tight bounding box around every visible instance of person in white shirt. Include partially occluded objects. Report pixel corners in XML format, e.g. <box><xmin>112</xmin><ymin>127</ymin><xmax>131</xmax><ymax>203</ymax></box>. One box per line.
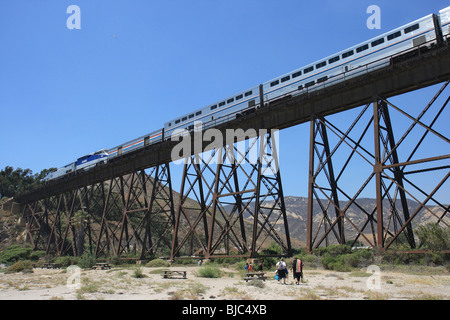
<box><xmin>276</xmin><ymin>258</ymin><xmax>287</xmax><ymax>284</ymax></box>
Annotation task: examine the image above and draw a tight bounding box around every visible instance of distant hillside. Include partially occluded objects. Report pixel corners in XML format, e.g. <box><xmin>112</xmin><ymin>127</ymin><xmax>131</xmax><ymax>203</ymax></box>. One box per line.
<box><xmin>267</xmin><ymin>196</ymin><xmax>449</xmax><ymax>245</ymax></box>
<box><xmin>1</xmin><ymin>191</ymin><xmax>448</xmax><ymax>252</ymax></box>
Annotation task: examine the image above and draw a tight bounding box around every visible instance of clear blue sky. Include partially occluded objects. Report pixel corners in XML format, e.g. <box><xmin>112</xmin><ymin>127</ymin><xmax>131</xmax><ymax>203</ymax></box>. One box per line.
<box><xmin>0</xmin><ymin>1</ymin><xmax>448</xmax><ymax>202</ymax></box>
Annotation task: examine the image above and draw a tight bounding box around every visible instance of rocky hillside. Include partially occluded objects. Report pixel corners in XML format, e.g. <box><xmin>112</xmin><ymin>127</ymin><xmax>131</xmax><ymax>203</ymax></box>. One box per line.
<box><xmin>1</xmin><ymin>194</ymin><xmax>447</xmax><ymax>251</ymax></box>
<box><xmin>271</xmin><ymin>196</ymin><xmax>449</xmax><ymax>245</ymax></box>
<box><xmin>0</xmin><ymin>199</ymin><xmax>26</xmax><ymax>251</ymax></box>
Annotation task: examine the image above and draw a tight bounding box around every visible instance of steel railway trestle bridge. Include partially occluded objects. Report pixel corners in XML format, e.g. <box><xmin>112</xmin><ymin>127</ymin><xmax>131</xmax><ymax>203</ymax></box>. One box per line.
<box><xmin>14</xmin><ymin>42</ymin><xmax>450</xmax><ymax>260</ymax></box>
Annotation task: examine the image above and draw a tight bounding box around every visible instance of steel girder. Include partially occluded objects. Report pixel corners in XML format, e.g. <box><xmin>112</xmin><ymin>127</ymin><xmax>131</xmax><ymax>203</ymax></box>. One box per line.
<box><xmin>307</xmin><ymin>81</ymin><xmax>450</xmax><ymax>252</ymax></box>
<box><xmin>170</xmin><ymin>131</ymin><xmax>292</xmax><ymax>260</ymax></box>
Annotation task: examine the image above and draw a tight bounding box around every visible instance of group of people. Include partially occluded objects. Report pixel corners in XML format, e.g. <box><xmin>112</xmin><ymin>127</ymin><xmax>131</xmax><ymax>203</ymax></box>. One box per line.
<box><xmin>244</xmin><ymin>257</ymin><xmax>304</xmax><ymax>285</ymax></box>
<box><xmin>244</xmin><ymin>261</ymin><xmax>263</xmax><ymax>272</ymax></box>
<box><xmin>275</xmin><ymin>257</ymin><xmax>303</xmax><ymax>285</ymax></box>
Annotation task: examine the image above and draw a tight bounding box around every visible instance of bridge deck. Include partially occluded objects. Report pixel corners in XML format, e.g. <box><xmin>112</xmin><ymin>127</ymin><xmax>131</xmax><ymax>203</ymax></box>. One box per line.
<box><xmin>15</xmin><ymin>44</ymin><xmax>450</xmax><ymax>203</ymax></box>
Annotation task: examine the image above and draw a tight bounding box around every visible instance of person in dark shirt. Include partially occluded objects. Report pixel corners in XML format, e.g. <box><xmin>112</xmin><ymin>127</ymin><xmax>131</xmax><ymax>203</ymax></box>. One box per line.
<box><xmin>258</xmin><ymin>261</ymin><xmax>263</xmax><ymax>272</ymax></box>
<box><xmin>291</xmin><ymin>257</ymin><xmax>304</xmax><ymax>285</ymax></box>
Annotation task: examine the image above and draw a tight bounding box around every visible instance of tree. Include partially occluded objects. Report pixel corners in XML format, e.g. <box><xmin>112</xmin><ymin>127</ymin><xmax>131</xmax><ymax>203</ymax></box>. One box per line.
<box><xmin>417</xmin><ymin>224</ymin><xmax>450</xmax><ymax>251</ymax></box>
<box><xmin>0</xmin><ymin>166</ymin><xmax>56</xmax><ymax>198</ymax></box>
<box><xmin>70</xmin><ymin>210</ymin><xmax>89</xmax><ymax>257</ymax></box>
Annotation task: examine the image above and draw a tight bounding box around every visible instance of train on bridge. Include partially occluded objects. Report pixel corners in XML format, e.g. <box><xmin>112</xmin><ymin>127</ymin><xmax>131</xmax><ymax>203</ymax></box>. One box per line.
<box><xmin>45</xmin><ymin>6</ymin><xmax>450</xmax><ymax>181</ymax></box>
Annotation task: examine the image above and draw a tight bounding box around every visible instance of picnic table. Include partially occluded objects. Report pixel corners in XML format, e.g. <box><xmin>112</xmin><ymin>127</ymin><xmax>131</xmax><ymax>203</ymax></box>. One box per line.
<box><xmin>243</xmin><ymin>272</ymin><xmax>267</xmax><ymax>282</ymax></box>
<box><xmin>162</xmin><ymin>270</ymin><xmax>187</xmax><ymax>279</ymax></box>
<box><xmin>93</xmin><ymin>262</ymin><xmax>111</xmax><ymax>270</ymax></box>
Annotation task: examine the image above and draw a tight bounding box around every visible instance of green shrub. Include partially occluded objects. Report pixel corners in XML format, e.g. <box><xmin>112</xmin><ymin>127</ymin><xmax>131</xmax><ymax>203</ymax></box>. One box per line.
<box><xmin>132</xmin><ymin>267</ymin><xmax>146</xmax><ymax>278</ymax></box>
<box><xmin>172</xmin><ymin>258</ymin><xmax>196</xmax><ymax>265</ymax></box>
<box><xmin>382</xmin><ymin>244</ymin><xmax>422</xmax><ymax>265</ymax></box>
<box><xmin>146</xmin><ymin>258</ymin><xmax>169</xmax><ymax>267</ymax></box>
<box><xmin>262</xmin><ymin>242</ymin><xmax>282</xmax><ymax>255</ymax></box>
<box><xmin>320</xmin><ymin>248</ymin><xmax>374</xmax><ymax>272</ymax></box>
<box><xmin>0</xmin><ymin>244</ymin><xmax>33</xmax><ymax>264</ymax></box>
<box><xmin>321</xmin><ymin>253</ymin><xmax>351</xmax><ymax>271</ymax></box>
<box><xmin>54</xmin><ymin>256</ymin><xmax>79</xmax><ymax>268</ymax></box>
<box><xmin>247</xmin><ymin>279</ymin><xmax>265</xmax><ymax>288</ymax></box>
<box><xmin>107</xmin><ymin>256</ymin><xmax>122</xmax><ymax>266</ymax></box>
<box><xmin>78</xmin><ymin>252</ymin><xmax>96</xmax><ymax>268</ymax></box>
<box><xmin>234</xmin><ymin>260</ymin><xmax>247</xmax><ymax>271</ymax></box>
<box><xmin>29</xmin><ymin>250</ymin><xmax>46</xmax><ymax>261</ymax></box>
<box><xmin>342</xmin><ymin>254</ymin><xmax>360</xmax><ymax>268</ymax></box>
<box><xmin>7</xmin><ymin>260</ymin><xmax>34</xmax><ymax>273</ymax></box>
<box><xmin>353</xmin><ymin>249</ymin><xmax>372</xmax><ymax>259</ymax></box>
<box><xmin>197</xmin><ymin>265</ymin><xmax>223</xmax><ymax>278</ymax></box>
<box><xmin>417</xmin><ymin>224</ymin><xmax>450</xmax><ymax>251</ymax></box>
<box><xmin>262</xmin><ymin>257</ymin><xmax>278</xmax><ymax>271</ymax></box>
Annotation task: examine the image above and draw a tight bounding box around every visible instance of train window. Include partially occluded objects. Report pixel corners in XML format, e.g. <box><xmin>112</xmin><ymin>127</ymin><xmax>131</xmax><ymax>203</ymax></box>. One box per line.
<box><xmin>175</xmin><ymin>119</ymin><xmax>181</xmax><ymax>124</ymax></box>
<box><xmin>270</xmin><ymin>80</ymin><xmax>279</xmax><ymax>87</ymax></box>
<box><xmin>168</xmin><ymin>123</ymin><xmax>172</xmax><ymax>127</ymax></box>
<box><xmin>196</xmin><ymin>111</ymin><xmax>202</xmax><ymax>116</ymax></box>
<box><xmin>210</xmin><ymin>105</ymin><xmax>217</xmax><ymax>110</ymax></box>
<box><xmin>227</xmin><ymin>98</ymin><xmax>234</xmax><ymax>103</ymax></box>
<box><xmin>387</xmin><ymin>31</ymin><xmax>401</xmax><ymax>41</ymax></box>
<box><xmin>305</xmin><ymin>81</ymin><xmax>315</xmax><ymax>88</ymax></box>
<box><xmin>236</xmin><ymin>94</ymin><xmax>243</xmax><ymax>100</ymax></box>
<box><xmin>298</xmin><ymin>85</ymin><xmax>303</xmax><ymax>90</ymax></box>
<box><xmin>245</xmin><ymin>90</ymin><xmax>253</xmax><ymax>96</ymax></box>
<box><xmin>317</xmin><ymin>76</ymin><xmax>328</xmax><ymax>83</ymax></box>
<box><xmin>219</xmin><ymin>101</ymin><xmax>225</xmax><ymax>107</ymax></box>
<box><xmin>281</xmin><ymin>75</ymin><xmax>290</xmax><ymax>83</ymax></box>
<box><xmin>304</xmin><ymin>66</ymin><xmax>314</xmax><ymax>74</ymax></box>
<box><xmin>356</xmin><ymin>44</ymin><xmax>369</xmax><ymax>53</ymax></box>
<box><xmin>189</xmin><ymin>114</ymin><xmax>194</xmax><ymax>119</ymax></box>
<box><xmin>371</xmin><ymin>38</ymin><xmax>385</xmax><ymax>47</ymax></box>
<box><xmin>182</xmin><ymin>117</ymin><xmax>187</xmax><ymax>121</ymax></box>
<box><xmin>342</xmin><ymin>50</ymin><xmax>354</xmax><ymax>58</ymax></box>
<box><xmin>329</xmin><ymin>56</ymin><xmax>340</xmax><ymax>64</ymax></box>
<box><xmin>292</xmin><ymin>71</ymin><xmax>302</xmax><ymax>78</ymax></box>
<box><xmin>404</xmin><ymin>23</ymin><xmax>419</xmax><ymax>34</ymax></box>
<box><xmin>316</xmin><ymin>61</ymin><xmax>326</xmax><ymax>69</ymax></box>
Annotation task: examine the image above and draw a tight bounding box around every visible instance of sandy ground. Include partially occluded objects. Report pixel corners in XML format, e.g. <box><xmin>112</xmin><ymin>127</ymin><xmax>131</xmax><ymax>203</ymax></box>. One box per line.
<box><xmin>0</xmin><ymin>265</ymin><xmax>449</xmax><ymax>300</ymax></box>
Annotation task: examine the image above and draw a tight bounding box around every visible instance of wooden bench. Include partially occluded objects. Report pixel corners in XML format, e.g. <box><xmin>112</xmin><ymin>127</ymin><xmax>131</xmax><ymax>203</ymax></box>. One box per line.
<box><xmin>93</xmin><ymin>263</ymin><xmax>111</xmax><ymax>270</ymax></box>
<box><xmin>162</xmin><ymin>270</ymin><xmax>187</xmax><ymax>279</ymax></box>
<box><xmin>243</xmin><ymin>272</ymin><xmax>267</xmax><ymax>282</ymax></box>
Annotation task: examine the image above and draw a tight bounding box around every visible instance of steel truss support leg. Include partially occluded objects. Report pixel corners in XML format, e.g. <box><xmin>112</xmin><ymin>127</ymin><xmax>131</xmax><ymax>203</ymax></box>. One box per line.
<box><xmin>22</xmin><ymin>199</ymin><xmax>45</xmax><ymax>251</ymax></box>
<box><xmin>307</xmin><ymin>115</ymin><xmax>346</xmax><ymax>253</ymax></box>
<box><xmin>170</xmin><ymin>131</ymin><xmax>291</xmax><ymax>260</ymax></box>
<box><xmin>307</xmin><ymin>81</ymin><xmax>450</xmax><ymax>252</ymax></box>
<box><xmin>95</xmin><ymin>164</ymin><xmax>176</xmax><ymax>258</ymax></box>
<box><xmin>22</xmin><ymin>164</ymin><xmax>176</xmax><ymax>258</ymax></box>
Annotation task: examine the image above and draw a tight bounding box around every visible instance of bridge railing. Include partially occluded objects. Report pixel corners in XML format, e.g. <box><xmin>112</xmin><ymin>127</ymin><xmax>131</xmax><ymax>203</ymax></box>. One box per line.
<box><xmin>171</xmin><ymin>38</ymin><xmax>440</xmax><ymax>139</ymax></box>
